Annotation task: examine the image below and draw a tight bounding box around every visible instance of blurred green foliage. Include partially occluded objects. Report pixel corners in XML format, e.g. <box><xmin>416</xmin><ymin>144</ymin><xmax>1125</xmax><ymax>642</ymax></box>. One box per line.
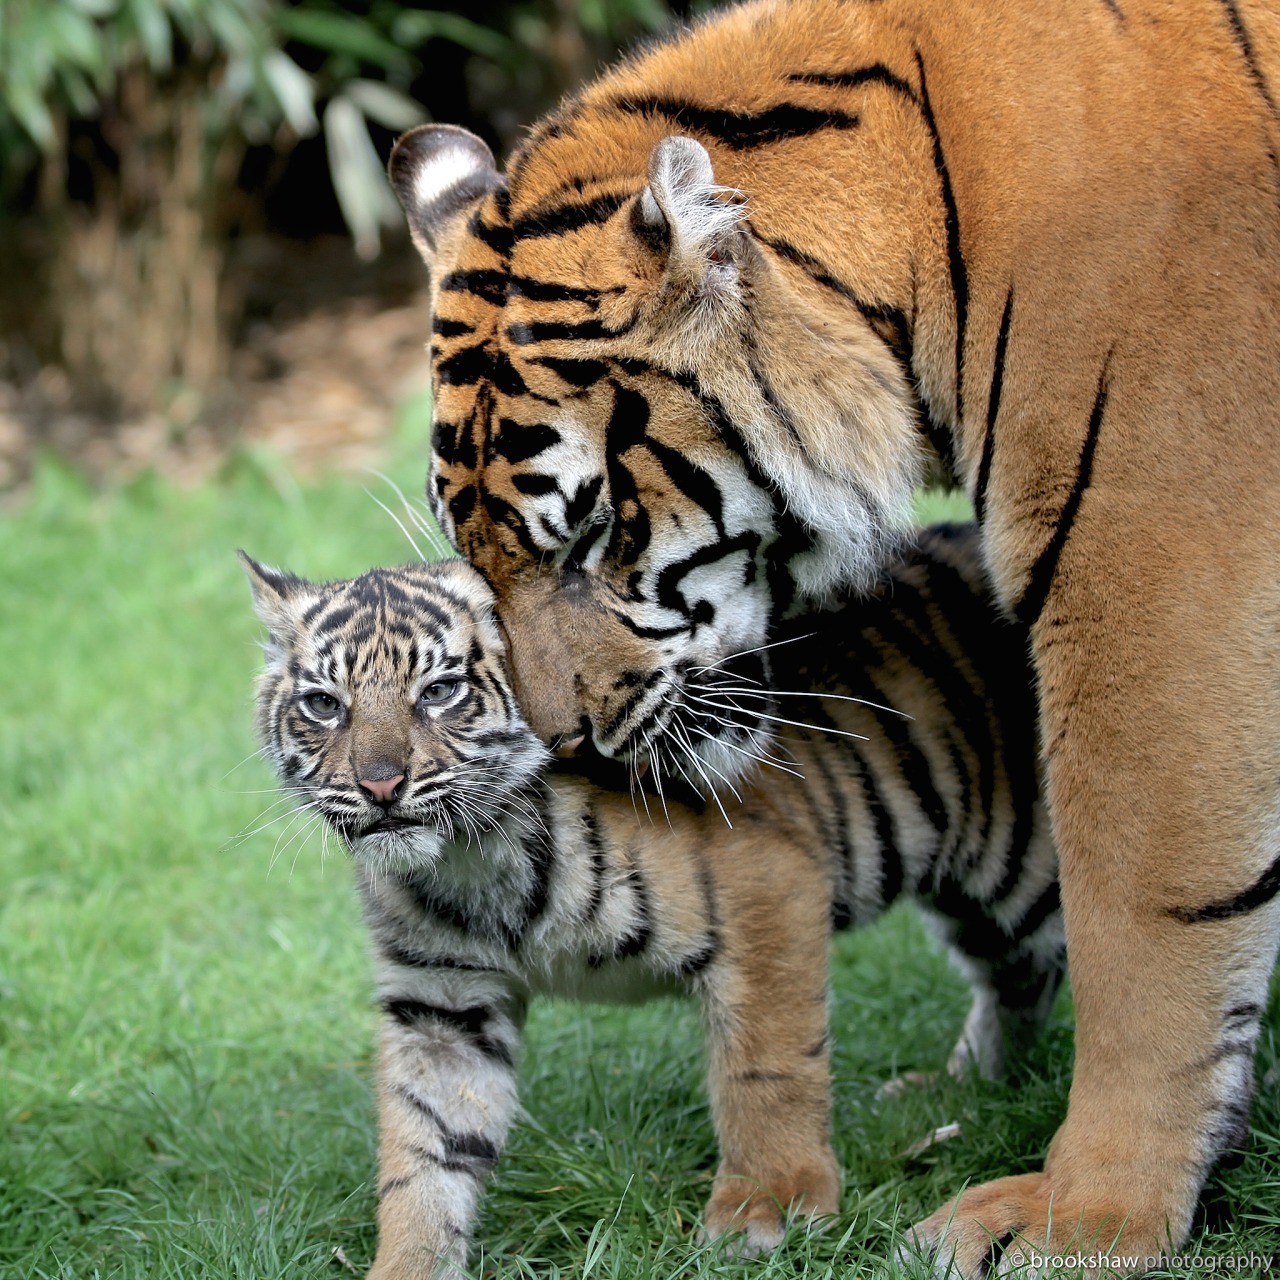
<box><xmin>0</xmin><ymin>0</ymin><xmax>715</xmax><ymax>417</ymax></box>
<box><xmin>2</xmin><ymin>0</ymin><xmax>286</xmax><ymax>154</ymax></box>
<box><xmin>0</xmin><ymin>0</ymin><xmax>431</xmax><ymax>256</ymax></box>
<box><xmin>0</xmin><ymin>0</ymin><xmax>687</xmax><ymax>253</ymax></box>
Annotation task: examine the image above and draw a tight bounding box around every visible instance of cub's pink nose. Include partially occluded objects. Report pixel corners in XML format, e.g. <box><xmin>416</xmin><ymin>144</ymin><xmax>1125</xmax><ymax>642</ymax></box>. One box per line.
<box><xmin>359</xmin><ymin>774</ymin><xmax>405</xmax><ymax>805</ymax></box>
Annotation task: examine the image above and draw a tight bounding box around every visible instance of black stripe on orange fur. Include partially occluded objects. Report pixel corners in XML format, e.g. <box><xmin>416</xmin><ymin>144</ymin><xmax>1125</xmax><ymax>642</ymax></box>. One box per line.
<box><xmin>914</xmin><ymin>51</ymin><xmax>968</xmax><ymax>425</ymax></box>
<box><xmin>974</xmin><ymin>288</ymin><xmax>1013</xmax><ymax>525</ymax></box>
<box><xmin>1169</xmin><ymin>846</ymin><xmax>1280</xmax><ymax>923</ymax></box>
<box><xmin>611</xmin><ymin>95</ymin><xmax>862</xmax><ymax>148</ymax></box>
<box><xmin>1014</xmin><ymin>350</ymin><xmax>1112</xmax><ymax>627</ymax></box>
<box><xmin>786</xmin><ymin>64</ymin><xmax>919</xmax><ymax>102</ymax></box>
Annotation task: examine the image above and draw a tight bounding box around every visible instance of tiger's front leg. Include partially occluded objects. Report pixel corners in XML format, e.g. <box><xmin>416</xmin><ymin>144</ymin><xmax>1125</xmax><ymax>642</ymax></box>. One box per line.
<box><xmin>696</xmin><ymin>842</ymin><xmax>840</xmax><ymax>1255</ymax></box>
<box><xmin>911</xmin><ymin>507</ymin><xmax>1280</xmax><ymax>1277</ymax></box>
<box><xmin>367</xmin><ymin>983</ymin><xmax>526</xmax><ymax>1280</ymax></box>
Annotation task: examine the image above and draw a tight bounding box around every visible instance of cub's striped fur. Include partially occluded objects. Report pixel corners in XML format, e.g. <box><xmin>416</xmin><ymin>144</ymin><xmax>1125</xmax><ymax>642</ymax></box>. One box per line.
<box><xmin>387</xmin><ymin>1</ymin><xmax>1280</xmax><ymax>1266</ymax></box>
<box><xmin>243</xmin><ymin>524</ymin><xmax>1059</xmax><ymax>1278</ymax></box>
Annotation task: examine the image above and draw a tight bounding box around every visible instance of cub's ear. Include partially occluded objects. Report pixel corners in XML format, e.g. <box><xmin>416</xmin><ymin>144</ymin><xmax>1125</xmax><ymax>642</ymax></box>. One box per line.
<box><xmin>238</xmin><ymin>551</ymin><xmax>308</xmax><ymax>648</ymax></box>
<box><xmin>388</xmin><ymin>124</ymin><xmax>501</xmax><ymax>264</ymax></box>
<box><xmin>634</xmin><ymin>135</ymin><xmax>745</xmax><ymax>289</ymax></box>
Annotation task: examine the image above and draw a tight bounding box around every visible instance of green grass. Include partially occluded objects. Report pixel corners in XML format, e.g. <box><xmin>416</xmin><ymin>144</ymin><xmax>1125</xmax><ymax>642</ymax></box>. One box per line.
<box><xmin>1</xmin><ymin>456</ymin><xmax>1277</xmax><ymax>1278</ymax></box>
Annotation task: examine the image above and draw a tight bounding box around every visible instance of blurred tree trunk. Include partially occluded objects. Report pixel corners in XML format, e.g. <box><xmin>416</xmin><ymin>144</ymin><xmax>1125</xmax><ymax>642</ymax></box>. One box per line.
<box><xmin>42</xmin><ymin>65</ymin><xmax>242</xmax><ymax>419</ymax></box>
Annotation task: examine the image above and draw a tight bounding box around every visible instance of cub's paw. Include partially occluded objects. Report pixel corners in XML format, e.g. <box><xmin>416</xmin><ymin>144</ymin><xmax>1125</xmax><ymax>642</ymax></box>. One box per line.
<box><xmin>701</xmin><ymin>1157</ymin><xmax>840</xmax><ymax>1257</ymax></box>
<box><xmin>904</xmin><ymin>1173</ymin><xmax>1173</xmax><ymax>1277</ymax></box>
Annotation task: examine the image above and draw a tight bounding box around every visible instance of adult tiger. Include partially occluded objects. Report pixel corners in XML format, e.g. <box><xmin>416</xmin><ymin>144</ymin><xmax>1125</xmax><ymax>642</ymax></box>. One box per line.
<box><xmin>387</xmin><ymin>0</ymin><xmax>1280</xmax><ymax>1274</ymax></box>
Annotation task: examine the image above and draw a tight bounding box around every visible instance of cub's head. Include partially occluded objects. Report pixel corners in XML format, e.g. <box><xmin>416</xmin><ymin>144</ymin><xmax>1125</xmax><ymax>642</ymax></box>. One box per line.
<box><xmin>388</xmin><ymin>118</ymin><xmax>922</xmax><ymax>781</ymax></box>
<box><xmin>241</xmin><ymin>553</ymin><xmax>546</xmax><ymax>874</ymax></box>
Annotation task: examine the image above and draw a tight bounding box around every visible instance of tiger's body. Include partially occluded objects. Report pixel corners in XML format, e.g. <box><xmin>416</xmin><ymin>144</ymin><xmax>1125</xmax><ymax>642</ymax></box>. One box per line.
<box><xmin>387</xmin><ymin>0</ymin><xmax>1280</xmax><ymax>1268</ymax></box>
<box><xmin>243</xmin><ymin>524</ymin><xmax>1060</xmax><ymax>1277</ymax></box>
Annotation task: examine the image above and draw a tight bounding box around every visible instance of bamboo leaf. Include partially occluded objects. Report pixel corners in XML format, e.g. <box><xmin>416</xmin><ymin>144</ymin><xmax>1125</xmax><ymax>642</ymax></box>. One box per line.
<box><xmin>48</xmin><ymin>5</ymin><xmax>106</xmax><ymax>72</ymax></box>
<box><xmin>7</xmin><ymin>81</ymin><xmax>57</xmax><ymax>151</ymax></box>
<box><xmin>276</xmin><ymin>10</ymin><xmax>413</xmax><ymax>76</ymax></box>
<box><xmin>126</xmin><ymin>0</ymin><xmax>172</xmax><ymax>73</ymax></box>
<box><xmin>389</xmin><ymin>11</ymin><xmax>513</xmax><ymax>62</ymax></box>
<box><xmin>323</xmin><ymin>93</ymin><xmax>401</xmax><ymax>261</ymax></box>
<box><xmin>262</xmin><ymin>49</ymin><xmax>318</xmax><ymax>137</ymax></box>
<box><xmin>67</xmin><ymin>0</ymin><xmax>120</xmax><ymax>17</ymax></box>
<box><xmin>343</xmin><ymin>79</ymin><xmax>425</xmax><ymax>133</ymax></box>
<box><xmin>55</xmin><ymin>64</ymin><xmax>101</xmax><ymax>118</ymax></box>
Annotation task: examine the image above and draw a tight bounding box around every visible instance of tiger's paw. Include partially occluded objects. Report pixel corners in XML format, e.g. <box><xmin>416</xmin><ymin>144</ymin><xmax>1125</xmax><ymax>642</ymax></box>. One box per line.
<box><xmin>701</xmin><ymin>1157</ymin><xmax>840</xmax><ymax>1257</ymax></box>
<box><xmin>904</xmin><ymin>1172</ymin><xmax>1174</xmax><ymax>1277</ymax></box>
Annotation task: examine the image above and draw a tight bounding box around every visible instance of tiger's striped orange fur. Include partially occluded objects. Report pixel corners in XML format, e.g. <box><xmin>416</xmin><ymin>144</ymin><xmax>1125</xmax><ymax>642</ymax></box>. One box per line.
<box><xmin>387</xmin><ymin>1</ymin><xmax>1280</xmax><ymax>1269</ymax></box>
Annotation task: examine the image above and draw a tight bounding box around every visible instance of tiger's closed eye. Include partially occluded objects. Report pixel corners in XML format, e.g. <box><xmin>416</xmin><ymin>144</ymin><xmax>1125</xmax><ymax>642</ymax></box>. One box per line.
<box><xmin>302</xmin><ymin>691</ymin><xmax>342</xmax><ymax>718</ymax></box>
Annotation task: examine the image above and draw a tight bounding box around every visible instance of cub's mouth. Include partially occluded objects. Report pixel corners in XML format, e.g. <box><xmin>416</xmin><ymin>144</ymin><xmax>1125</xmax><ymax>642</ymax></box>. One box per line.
<box><xmin>360</xmin><ymin>815</ymin><xmax>422</xmax><ymax>836</ymax></box>
<box><xmin>331</xmin><ymin>811</ymin><xmax>434</xmax><ymax>845</ymax></box>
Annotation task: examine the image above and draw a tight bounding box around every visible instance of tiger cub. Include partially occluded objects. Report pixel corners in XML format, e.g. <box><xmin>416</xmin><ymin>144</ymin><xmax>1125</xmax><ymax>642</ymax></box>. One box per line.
<box><xmin>241</xmin><ymin>523</ymin><xmax>1060</xmax><ymax>1278</ymax></box>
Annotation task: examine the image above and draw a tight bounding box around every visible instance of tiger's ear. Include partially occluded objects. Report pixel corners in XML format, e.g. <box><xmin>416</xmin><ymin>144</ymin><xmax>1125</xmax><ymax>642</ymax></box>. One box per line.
<box><xmin>634</xmin><ymin>136</ymin><xmax>744</xmax><ymax>288</ymax></box>
<box><xmin>389</xmin><ymin>124</ymin><xmax>502</xmax><ymax>264</ymax></box>
<box><xmin>238</xmin><ymin>551</ymin><xmax>309</xmax><ymax>651</ymax></box>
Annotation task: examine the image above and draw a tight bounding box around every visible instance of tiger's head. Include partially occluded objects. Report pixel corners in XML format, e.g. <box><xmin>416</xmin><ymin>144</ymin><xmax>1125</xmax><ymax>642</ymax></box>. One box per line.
<box><xmin>388</xmin><ymin>118</ymin><xmax>923</xmax><ymax>782</ymax></box>
<box><xmin>241</xmin><ymin>552</ymin><xmax>547</xmax><ymax>874</ymax></box>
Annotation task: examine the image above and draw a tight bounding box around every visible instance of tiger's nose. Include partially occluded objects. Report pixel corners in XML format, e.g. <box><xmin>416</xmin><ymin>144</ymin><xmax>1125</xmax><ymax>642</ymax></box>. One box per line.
<box><xmin>358</xmin><ymin>773</ymin><xmax>405</xmax><ymax>806</ymax></box>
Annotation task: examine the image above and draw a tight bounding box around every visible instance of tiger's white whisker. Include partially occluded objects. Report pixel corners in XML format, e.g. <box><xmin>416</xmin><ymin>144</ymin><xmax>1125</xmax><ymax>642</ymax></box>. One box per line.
<box><xmin>692</xmin><ymin>632</ymin><xmax>816</xmax><ymax>673</ymax></box>
<box><xmin>683</xmin><ymin>720</ymin><xmax>806</xmax><ymax>780</ymax></box>
<box><xmin>364</xmin><ymin>487</ymin><xmax>429</xmax><ymax>562</ymax></box>
<box><xmin>695</xmin><ymin>684</ymin><xmax>911</xmax><ymax>719</ymax></box>
<box><xmin>690</xmin><ymin>697</ymin><xmax>871</xmax><ymax>742</ymax></box>
<box><xmin>670</xmin><ymin>725</ymin><xmax>735</xmax><ymax>829</ymax></box>
<box><xmin>366</xmin><ymin>469</ymin><xmax>454</xmax><ymax>560</ymax></box>
<box><xmin>661</xmin><ymin>693</ymin><xmax>799</xmax><ymax>777</ymax></box>
<box><xmin>641</xmin><ymin>726</ymin><xmax>673</xmax><ymax>829</ymax></box>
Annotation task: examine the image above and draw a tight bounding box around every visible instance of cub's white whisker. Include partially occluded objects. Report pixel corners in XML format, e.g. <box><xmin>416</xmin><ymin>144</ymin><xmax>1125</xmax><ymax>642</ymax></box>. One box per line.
<box><xmin>220</xmin><ymin>745</ymin><xmax>272</xmax><ymax>781</ymax></box>
<box><xmin>269</xmin><ymin>809</ymin><xmax>326</xmax><ymax>877</ymax></box>
<box><xmin>224</xmin><ymin>799</ymin><xmax>318</xmax><ymax>850</ymax></box>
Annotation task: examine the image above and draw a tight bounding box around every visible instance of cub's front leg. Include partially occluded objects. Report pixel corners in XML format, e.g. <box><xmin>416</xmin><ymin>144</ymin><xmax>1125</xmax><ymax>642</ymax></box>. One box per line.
<box><xmin>696</xmin><ymin>845</ymin><xmax>840</xmax><ymax>1254</ymax></box>
<box><xmin>367</xmin><ymin>983</ymin><xmax>526</xmax><ymax>1280</ymax></box>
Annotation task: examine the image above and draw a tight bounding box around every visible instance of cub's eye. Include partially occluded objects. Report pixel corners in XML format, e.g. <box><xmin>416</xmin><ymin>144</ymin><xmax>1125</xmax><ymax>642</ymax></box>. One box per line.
<box><xmin>418</xmin><ymin>680</ymin><xmax>460</xmax><ymax>707</ymax></box>
<box><xmin>302</xmin><ymin>691</ymin><xmax>341</xmax><ymax>718</ymax></box>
